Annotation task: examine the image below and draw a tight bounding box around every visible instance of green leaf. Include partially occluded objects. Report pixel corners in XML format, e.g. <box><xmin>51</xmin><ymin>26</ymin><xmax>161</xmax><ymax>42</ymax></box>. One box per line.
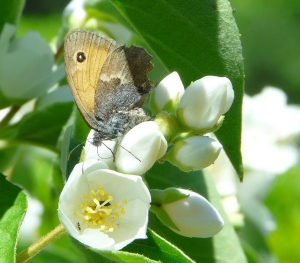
<box><xmin>0</xmin><ymin>102</ymin><xmax>73</xmax><ymax>151</ymax></box>
<box><xmin>51</xmin><ymin>155</ymin><xmax>65</xmax><ymax>197</ymax></box>
<box><xmin>93</xmin><ymin>230</ymin><xmax>194</xmax><ymax>263</ymax></box>
<box><xmin>124</xmin><ymin>229</ymin><xmax>194</xmax><ymax>263</ymax></box>
<box><xmin>145</xmin><ymin>162</ymin><xmax>247</xmax><ymax>263</ymax></box>
<box><xmin>0</xmin><ymin>0</ymin><xmax>25</xmax><ymax>32</ymax></box>
<box><xmin>71</xmin><ymin>238</ymin><xmax>113</xmax><ymax>263</ymax></box>
<box><xmin>72</xmin><ymin>238</ymin><xmax>157</xmax><ymax>263</ymax></box>
<box><xmin>240</xmin><ymin>239</ymin><xmax>261</xmax><ymax>263</ymax></box>
<box><xmin>60</xmin><ymin>125</ymin><xmax>84</xmax><ymax>181</ymax></box>
<box><xmin>0</xmin><ymin>146</ymin><xmax>18</xmax><ymax>172</ymax></box>
<box><xmin>71</xmin><ymin>225</ymin><xmax>194</xmax><ymax>262</ymax></box>
<box><xmin>150</xmin><ymin>188</ymin><xmax>188</xmax><ymax>204</ymax></box>
<box><xmin>0</xmin><ymin>89</ymin><xmax>11</xmax><ymax>109</ymax></box>
<box><xmin>265</xmin><ymin>166</ymin><xmax>300</xmax><ymax>263</ymax></box>
<box><xmin>0</xmin><ymin>173</ymin><xmax>27</xmax><ymax>263</ymax></box>
<box><xmin>111</xmin><ymin>0</ymin><xmax>244</xmax><ymax>179</ymax></box>
<box><xmin>72</xmin><ymin>108</ymin><xmax>90</xmax><ymax>142</ymax></box>
<box><xmin>96</xmin><ymin>250</ymin><xmax>158</xmax><ymax>263</ymax></box>
<box><xmin>60</xmin><ymin>125</ymin><xmax>73</xmax><ymax>182</ymax></box>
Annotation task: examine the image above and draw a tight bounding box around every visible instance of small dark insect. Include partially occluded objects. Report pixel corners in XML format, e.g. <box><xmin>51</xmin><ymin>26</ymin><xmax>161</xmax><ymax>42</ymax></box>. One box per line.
<box><xmin>100</xmin><ymin>201</ymin><xmax>111</xmax><ymax>207</ymax></box>
<box><xmin>77</xmin><ymin>222</ymin><xmax>81</xmax><ymax>230</ymax></box>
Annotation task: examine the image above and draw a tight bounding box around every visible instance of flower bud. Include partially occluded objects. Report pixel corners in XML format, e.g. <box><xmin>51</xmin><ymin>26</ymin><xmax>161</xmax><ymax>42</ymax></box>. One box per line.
<box><xmin>177</xmin><ymin>76</ymin><xmax>234</xmax><ymax>130</ymax></box>
<box><xmin>84</xmin><ymin>129</ymin><xmax>117</xmax><ymax>170</ymax></box>
<box><xmin>154</xmin><ymin>112</ymin><xmax>180</xmax><ymax>142</ymax></box>
<box><xmin>0</xmin><ymin>24</ymin><xmax>64</xmax><ymax>103</ymax></box>
<box><xmin>151</xmin><ymin>188</ymin><xmax>224</xmax><ymax>238</ymax></box>
<box><xmin>164</xmin><ymin>136</ymin><xmax>222</xmax><ymax>172</ymax></box>
<box><xmin>115</xmin><ymin>121</ymin><xmax>167</xmax><ymax>175</ymax></box>
<box><xmin>150</xmin><ymin>72</ymin><xmax>184</xmax><ymax>114</ymax></box>
<box><xmin>63</xmin><ymin>0</ymin><xmax>87</xmax><ymax>29</ymax></box>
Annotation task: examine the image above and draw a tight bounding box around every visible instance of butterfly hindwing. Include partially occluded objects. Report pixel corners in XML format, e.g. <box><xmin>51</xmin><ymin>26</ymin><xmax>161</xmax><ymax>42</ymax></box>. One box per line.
<box><xmin>94</xmin><ymin>45</ymin><xmax>154</xmax><ymax>121</ymax></box>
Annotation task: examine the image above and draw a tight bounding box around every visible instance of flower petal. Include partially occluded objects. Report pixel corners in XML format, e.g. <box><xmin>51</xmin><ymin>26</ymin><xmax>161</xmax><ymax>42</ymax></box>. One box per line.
<box><xmin>85</xmin><ymin>129</ymin><xmax>117</xmax><ymax>170</ymax></box>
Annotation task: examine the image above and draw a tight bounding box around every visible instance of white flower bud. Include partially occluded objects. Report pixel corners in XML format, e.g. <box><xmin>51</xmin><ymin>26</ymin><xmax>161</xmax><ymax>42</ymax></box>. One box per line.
<box><xmin>150</xmin><ymin>72</ymin><xmax>184</xmax><ymax>114</ymax></box>
<box><xmin>115</xmin><ymin>121</ymin><xmax>167</xmax><ymax>175</ymax></box>
<box><xmin>177</xmin><ymin>76</ymin><xmax>234</xmax><ymax>130</ymax></box>
<box><xmin>165</xmin><ymin>136</ymin><xmax>222</xmax><ymax>172</ymax></box>
<box><xmin>63</xmin><ymin>0</ymin><xmax>87</xmax><ymax>29</ymax></box>
<box><xmin>162</xmin><ymin>189</ymin><xmax>224</xmax><ymax>238</ymax></box>
<box><xmin>84</xmin><ymin>130</ymin><xmax>118</xmax><ymax>170</ymax></box>
<box><xmin>0</xmin><ymin>24</ymin><xmax>63</xmax><ymax>102</ymax></box>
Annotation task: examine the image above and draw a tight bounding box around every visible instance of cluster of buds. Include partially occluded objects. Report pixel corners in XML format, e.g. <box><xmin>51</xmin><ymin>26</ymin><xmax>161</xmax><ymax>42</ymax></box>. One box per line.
<box><xmin>58</xmin><ymin>72</ymin><xmax>234</xmax><ymax>250</ymax></box>
<box><xmin>0</xmin><ymin>22</ymin><xmax>234</xmax><ymax>253</ymax></box>
<box><xmin>151</xmin><ymin>72</ymin><xmax>234</xmax><ymax>172</ymax></box>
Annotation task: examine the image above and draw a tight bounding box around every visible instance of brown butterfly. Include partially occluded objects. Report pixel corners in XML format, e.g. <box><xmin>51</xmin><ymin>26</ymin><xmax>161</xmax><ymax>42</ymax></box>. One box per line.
<box><xmin>64</xmin><ymin>29</ymin><xmax>155</xmax><ymax>146</ymax></box>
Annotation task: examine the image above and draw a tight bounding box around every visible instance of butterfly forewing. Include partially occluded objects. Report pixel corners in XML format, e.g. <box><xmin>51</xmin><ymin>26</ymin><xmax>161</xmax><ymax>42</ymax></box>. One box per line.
<box><xmin>64</xmin><ymin>29</ymin><xmax>116</xmax><ymax>129</ymax></box>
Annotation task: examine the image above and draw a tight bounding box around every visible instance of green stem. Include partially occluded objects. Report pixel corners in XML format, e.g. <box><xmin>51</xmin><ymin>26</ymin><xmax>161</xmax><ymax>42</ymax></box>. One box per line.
<box><xmin>0</xmin><ymin>105</ymin><xmax>20</xmax><ymax>131</ymax></box>
<box><xmin>54</xmin><ymin>42</ymin><xmax>64</xmax><ymax>62</ymax></box>
<box><xmin>16</xmin><ymin>224</ymin><xmax>67</xmax><ymax>263</ymax></box>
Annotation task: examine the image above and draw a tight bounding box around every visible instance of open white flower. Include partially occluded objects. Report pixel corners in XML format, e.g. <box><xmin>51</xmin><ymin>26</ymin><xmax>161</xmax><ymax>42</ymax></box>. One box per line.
<box><xmin>162</xmin><ymin>189</ymin><xmax>224</xmax><ymax>238</ymax></box>
<box><xmin>164</xmin><ymin>136</ymin><xmax>222</xmax><ymax>172</ymax></box>
<box><xmin>177</xmin><ymin>76</ymin><xmax>234</xmax><ymax>130</ymax></box>
<box><xmin>115</xmin><ymin>121</ymin><xmax>167</xmax><ymax>175</ymax></box>
<box><xmin>208</xmin><ymin>87</ymin><xmax>300</xmax><ymax>235</ymax></box>
<box><xmin>150</xmin><ymin>71</ymin><xmax>185</xmax><ymax>114</ymax></box>
<box><xmin>58</xmin><ymin>159</ymin><xmax>151</xmax><ymax>251</ymax></box>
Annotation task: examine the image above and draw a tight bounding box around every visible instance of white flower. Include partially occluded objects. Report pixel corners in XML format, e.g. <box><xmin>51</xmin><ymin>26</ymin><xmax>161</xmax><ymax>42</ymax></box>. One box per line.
<box><xmin>208</xmin><ymin>86</ymin><xmax>300</xmax><ymax>235</ymax></box>
<box><xmin>36</xmin><ymin>85</ymin><xmax>73</xmax><ymax>108</ymax></box>
<box><xmin>162</xmin><ymin>189</ymin><xmax>224</xmax><ymax>238</ymax></box>
<box><xmin>63</xmin><ymin>0</ymin><xmax>132</xmax><ymax>44</ymax></box>
<box><xmin>58</xmin><ymin>159</ymin><xmax>151</xmax><ymax>251</ymax></box>
<box><xmin>242</xmin><ymin>87</ymin><xmax>300</xmax><ymax>173</ymax></box>
<box><xmin>63</xmin><ymin>0</ymin><xmax>86</xmax><ymax>29</ymax></box>
<box><xmin>165</xmin><ymin>136</ymin><xmax>222</xmax><ymax>172</ymax></box>
<box><xmin>115</xmin><ymin>121</ymin><xmax>167</xmax><ymax>175</ymax></box>
<box><xmin>150</xmin><ymin>72</ymin><xmax>184</xmax><ymax>114</ymax></box>
<box><xmin>19</xmin><ymin>193</ymin><xmax>43</xmax><ymax>240</ymax></box>
<box><xmin>177</xmin><ymin>76</ymin><xmax>234</xmax><ymax>130</ymax></box>
<box><xmin>0</xmin><ymin>24</ymin><xmax>64</xmax><ymax>102</ymax></box>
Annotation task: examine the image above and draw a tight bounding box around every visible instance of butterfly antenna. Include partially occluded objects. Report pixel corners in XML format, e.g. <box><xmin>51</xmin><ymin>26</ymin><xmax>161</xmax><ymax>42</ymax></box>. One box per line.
<box><xmin>102</xmin><ymin>141</ymin><xmax>116</xmax><ymax>162</ymax></box>
<box><xmin>68</xmin><ymin>141</ymin><xmax>85</xmax><ymax>160</ymax></box>
<box><xmin>117</xmin><ymin>143</ymin><xmax>141</xmax><ymax>162</ymax></box>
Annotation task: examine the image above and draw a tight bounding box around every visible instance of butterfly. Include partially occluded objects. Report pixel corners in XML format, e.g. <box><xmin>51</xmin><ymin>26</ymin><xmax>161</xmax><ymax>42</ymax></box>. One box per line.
<box><xmin>64</xmin><ymin>29</ymin><xmax>155</xmax><ymax>146</ymax></box>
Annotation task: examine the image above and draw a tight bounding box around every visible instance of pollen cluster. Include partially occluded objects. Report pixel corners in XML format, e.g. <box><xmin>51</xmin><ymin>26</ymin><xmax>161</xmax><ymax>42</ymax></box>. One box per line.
<box><xmin>75</xmin><ymin>185</ymin><xmax>127</xmax><ymax>232</ymax></box>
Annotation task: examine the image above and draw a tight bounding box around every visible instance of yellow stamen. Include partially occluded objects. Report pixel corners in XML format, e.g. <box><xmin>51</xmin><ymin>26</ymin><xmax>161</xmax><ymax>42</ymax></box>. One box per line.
<box><xmin>74</xmin><ymin>185</ymin><xmax>127</xmax><ymax>233</ymax></box>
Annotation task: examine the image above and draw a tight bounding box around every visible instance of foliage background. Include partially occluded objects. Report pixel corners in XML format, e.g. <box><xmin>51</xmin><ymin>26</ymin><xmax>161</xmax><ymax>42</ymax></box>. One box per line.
<box><xmin>228</xmin><ymin>1</ymin><xmax>300</xmax><ymax>263</ymax></box>
<box><xmin>2</xmin><ymin>0</ymin><xmax>300</xmax><ymax>262</ymax></box>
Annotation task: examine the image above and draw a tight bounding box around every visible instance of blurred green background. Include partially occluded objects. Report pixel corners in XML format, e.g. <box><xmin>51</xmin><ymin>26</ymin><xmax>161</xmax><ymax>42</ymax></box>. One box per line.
<box><xmin>19</xmin><ymin>0</ymin><xmax>300</xmax><ymax>101</ymax></box>
<box><xmin>17</xmin><ymin>0</ymin><xmax>300</xmax><ymax>262</ymax></box>
<box><xmin>230</xmin><ymin>0</ymin><xmax>300</xmax><ymax>102</ymax></box>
